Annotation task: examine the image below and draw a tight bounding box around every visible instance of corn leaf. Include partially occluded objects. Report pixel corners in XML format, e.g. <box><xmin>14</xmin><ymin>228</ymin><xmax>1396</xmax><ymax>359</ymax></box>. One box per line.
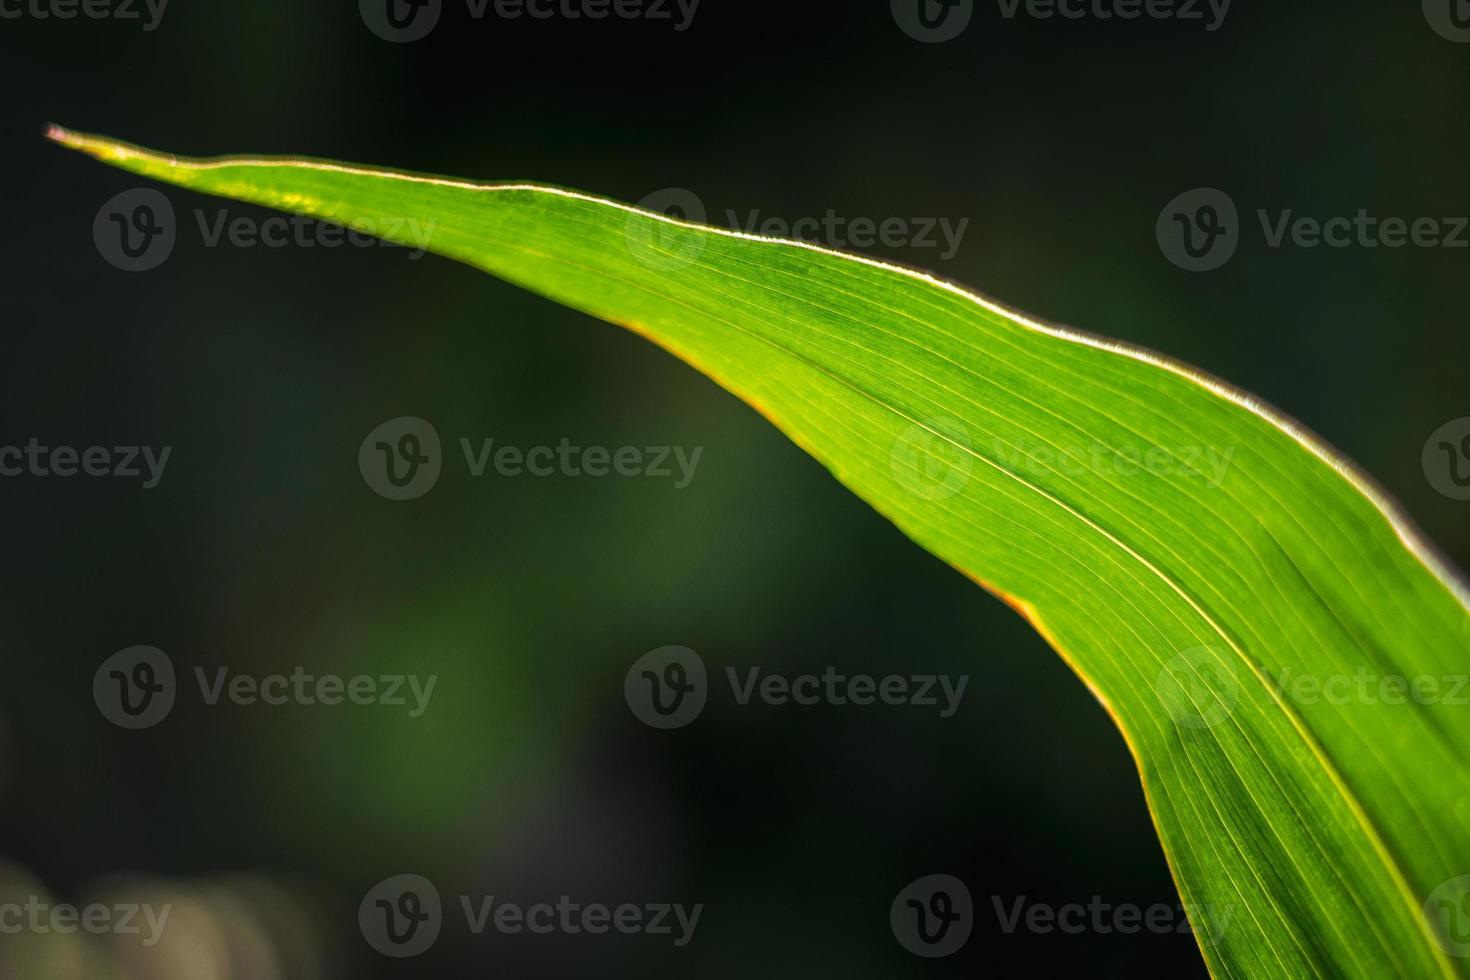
<box><xmin>49</xmin><ymin>126</ymin><xmax>1470</xmax><ymax>979</ymax></box>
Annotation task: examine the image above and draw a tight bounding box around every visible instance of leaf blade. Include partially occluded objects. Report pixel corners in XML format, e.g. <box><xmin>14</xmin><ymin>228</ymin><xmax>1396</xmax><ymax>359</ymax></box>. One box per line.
<box><xmin>52</xmin><ymin>126</ymin><xmax>1470</xmax><ymax>979</ymax></box>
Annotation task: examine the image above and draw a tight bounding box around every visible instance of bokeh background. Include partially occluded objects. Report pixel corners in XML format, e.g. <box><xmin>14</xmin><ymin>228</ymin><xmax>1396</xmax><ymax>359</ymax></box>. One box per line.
<box><xmin>3</xmin><ymin>0</ymin><xmax>1468</xmax><ymax>976</ymax></box>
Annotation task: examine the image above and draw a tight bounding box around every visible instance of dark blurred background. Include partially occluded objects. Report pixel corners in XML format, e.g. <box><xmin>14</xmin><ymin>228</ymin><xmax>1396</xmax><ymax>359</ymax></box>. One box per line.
<box><xmin>2</xmin><ymin>0</ymin><xmax>1467</xmax><ymax>976</ymax></box>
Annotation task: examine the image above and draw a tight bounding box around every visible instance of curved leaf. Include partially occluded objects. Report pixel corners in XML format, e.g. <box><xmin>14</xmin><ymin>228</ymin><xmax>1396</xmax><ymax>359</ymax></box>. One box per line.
<box><xmin>49</xmin><ymin>126</ymin><xmax>1470</xmax><ymax>979</ymax></box>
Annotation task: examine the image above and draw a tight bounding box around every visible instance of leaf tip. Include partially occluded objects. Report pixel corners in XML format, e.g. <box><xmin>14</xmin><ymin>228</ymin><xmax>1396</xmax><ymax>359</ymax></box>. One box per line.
<box><xmin>45</xmin><ymin>123</ymin><xmax>106</xmax><ymax>157</ymax></box>
<box><xmin>43</xmin><ymin>125</ymin><xmax>138</xmax><ymax>166</ymax></box>
<box><xmin>44</xmin><ymin>122</ymin><xmax>78</xmax><ymax>146</ymax></box>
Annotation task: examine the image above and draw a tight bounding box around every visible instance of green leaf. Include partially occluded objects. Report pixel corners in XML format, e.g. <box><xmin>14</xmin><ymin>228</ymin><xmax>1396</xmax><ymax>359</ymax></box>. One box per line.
<box><xmin>51</xmin><ymin>125</ymin><xmax>1470</xmax><ymax>979</ymax></box>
